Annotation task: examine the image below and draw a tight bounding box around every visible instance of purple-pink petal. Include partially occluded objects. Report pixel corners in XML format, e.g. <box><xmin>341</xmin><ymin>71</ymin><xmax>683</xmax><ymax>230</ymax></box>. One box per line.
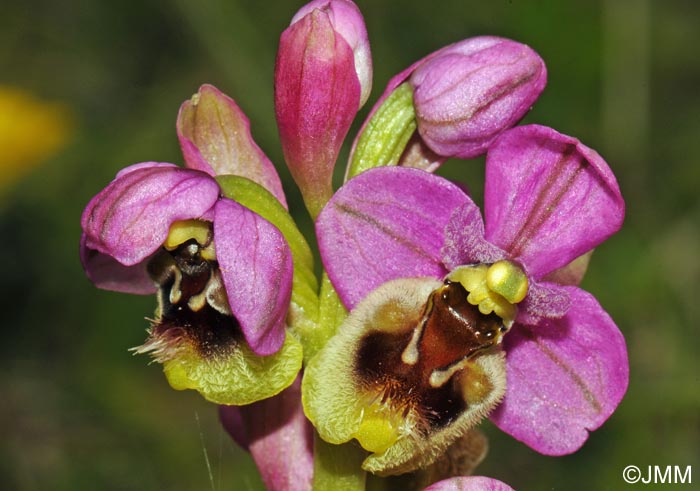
<box><xmin>411</xmin><ymin>37</ymin><xmax>546</xmax><ymax>159</ymax></box>
<box><xmin>79</xmin><ymin>235</ymin><xmax>156</xmax><ymax>294</ymax></box>
<box><xmin>317</xmin><ymin>167</ymin><xmax>470</xmax><ymax>308</ymax></box>
<box><xmin>516</xmin><ymin>280</ymin><xmax>571</xmax><ymax>325</ymax></box>
<box><xmin>213</xmin><ymin>199</ymin><xmax>292</xmax><ymax>356</ymax></box>
<box><xmin>81</xmin><ymin>163</ymin><xmax>220</xmax><ymax>266</ymax></box>
<box><xmin>491</xmin><ymin>287</ymin><xmax>629</xmax><ymax>455</ymax></box>
<box><xmin>484</xmin><ymin>125</ymin><xmax>625</xmax><ymax>279</ymax></box>
<box><xmin>424</xmin><ymin>476</ymin><xmax>516</xmax><ymax>491</ymax></box>
<box><xmin>177</xmin><ymin>84</ymin><xmax>287</xmax><ymax>208</ymax></box>
<box><xmin>80</xmin><ymin>234</ymin><xmax>156</xmax><ymax>295</ymax></box>
<box><xmin>441</xmin><ymin>201</ymin><xmax>507</xmax><ymax>270</ymax></box>
<box><xmin>220</xmin><ymin>377</ymin><xmax>313</xmax><ymax>491</ymax></box>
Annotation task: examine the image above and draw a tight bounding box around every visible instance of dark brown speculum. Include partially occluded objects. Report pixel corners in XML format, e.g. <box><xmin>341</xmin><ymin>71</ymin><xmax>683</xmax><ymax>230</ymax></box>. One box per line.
<box><xmin>354</xmin><ymin>280</ymin><xmax>505</xmax><ymax>431</ymax></box>
<box><xmin>144</xmin><ymin>238</ymin><xmax>241</xmax><ymax>359</ymax></box>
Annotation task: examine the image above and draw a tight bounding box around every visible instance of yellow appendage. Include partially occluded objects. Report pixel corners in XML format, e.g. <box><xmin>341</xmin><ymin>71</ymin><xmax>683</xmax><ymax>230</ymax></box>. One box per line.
<box><xmin>448</xmin><ymin>260</ymin><xmax>529</xmax><ymax>326</ymax></box>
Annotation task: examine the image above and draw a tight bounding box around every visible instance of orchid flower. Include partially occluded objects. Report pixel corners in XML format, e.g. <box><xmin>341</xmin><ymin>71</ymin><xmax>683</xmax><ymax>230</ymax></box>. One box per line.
<box><xmin>307</xmin><ymin>124</ymin><xmax>628</xmax><ymax>474</ymax></box>
<box><xmin>79</xmin><ymin>85</ymin><xmax>311</xmax><ymax>405</ymax></box>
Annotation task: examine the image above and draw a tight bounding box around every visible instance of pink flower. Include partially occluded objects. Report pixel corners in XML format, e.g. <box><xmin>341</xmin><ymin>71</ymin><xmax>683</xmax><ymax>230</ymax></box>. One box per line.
<box><xmin>307</xmin><ymin>125</ymin><xmax>628</xmax><ymax>473</ymax></box>
<box><xmin>80</xmin><ymin>86</ymin><xmax>303</xmax><ymax>405</ymax></box>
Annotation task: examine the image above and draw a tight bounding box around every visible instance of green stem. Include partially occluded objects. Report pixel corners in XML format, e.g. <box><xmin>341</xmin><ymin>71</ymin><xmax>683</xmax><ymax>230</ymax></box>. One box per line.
<box><xmin>313</xmin><ymin>433</ymin><xmax>367</xmax><ymax>491</ymax></box>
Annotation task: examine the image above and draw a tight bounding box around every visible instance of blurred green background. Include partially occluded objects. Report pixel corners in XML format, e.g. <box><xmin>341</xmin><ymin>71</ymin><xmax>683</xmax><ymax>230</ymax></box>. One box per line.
<box><xmin>1</xmin><ymin>0</ymin><xmax>698</xmax><ymax>489</ymax></box>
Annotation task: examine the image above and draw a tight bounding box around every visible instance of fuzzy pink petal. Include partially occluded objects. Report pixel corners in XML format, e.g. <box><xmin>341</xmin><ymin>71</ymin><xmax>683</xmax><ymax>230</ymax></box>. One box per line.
<box><xmin>275</xmin><ymin>8</ymin><xmax>361</xmax><ymax>216</ymax></box>
<box><xmin>491</xmin><ymin>287</ymin><xmax>629</xmax><ymax>455</ymax></box>
<box><xmin>317</xmin><ymin>167</ymin><xmax>468</xmax><ymax>308</ymax></box>
<box><xmin>516</xmin><ymin>280</ymin><xmax>571</xmax><ymax>325</ymax></box>
<box><xmin>220</xmin><ymin>377</ymin><xmax>313</xmax><ymax>491</ymax></box>
<box><xmin>484</xmin><ymin>125</ymin><xmax>624</xmax><ymax>279</ymax></box>
<box><xmin>441</xmin><ymin>201</ymin><xmax>507</xmax><ymax>270</ymax></box>
<box><xmin>177</xmin><ymin>84</ymin><xmax>287</xmax><ymax>208</ymax></box>
<box><xmin>81</xmin><ymin>163</ymin><xmax>220</xmax><ymax>266</ymax></box>
<box><xmin>213</xmin><ymin>199</ymin><xmax>292</xmax><ymax>355</ymax></box>
<box><xmin>425</xmin><ymin>476</ymin><xmax>516</xmax><ymax>491</ymax></box>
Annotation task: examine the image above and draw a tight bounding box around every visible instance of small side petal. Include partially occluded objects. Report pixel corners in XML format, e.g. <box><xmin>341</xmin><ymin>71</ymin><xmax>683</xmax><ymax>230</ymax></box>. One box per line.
<box><xmin>491</xmin><ymin>287</ymin><xmax>629</xmax><ymax>455</ymax></box>
<box><xmin>484</xmin><ymin>125</ymin><xmax>625</xmax><ymax>279</ymax></box>
<box><xmin>80</xmin><ymin>235</ymin><xmax>156</xmax><ymax>294</ymax></box>
<box><xmin>213</xmin><ymin>199</ymin><xmax>293</xmax><ymax>355</ymax></box>
<box><xmin>425</xmin><ymin>476</ymin><xmax>516</xmax><ymax>491</ymax></box>
<box><xmin>81</xmin><ymin>163</ymin><xmax>220</xmax><ymax>266</ymax></box>
<box><xmin>177</xmin><ymin>85</ymin><xmax>287</xmax><ymax>208</ymax></box>
<box><xmin>317</xmin><ymin>167</ymin><xmax>468</xmax><ymax>308</ymax></box>
<box><xmin>516</xmin><ymin>280</ymin><xmax>571</xmax><ymax>325</ymax></box>
<box><xmin>441</xmin><ymin>202</ymin><xmax>507</xmax><ymax>270</ymax></box>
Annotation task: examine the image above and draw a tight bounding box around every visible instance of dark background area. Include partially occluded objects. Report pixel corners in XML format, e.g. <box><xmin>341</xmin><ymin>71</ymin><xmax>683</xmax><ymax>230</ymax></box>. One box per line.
<box><xmin>1</xmin><ymin>0</ymin><xmax>698</xmax><ymax>489</ymax></box>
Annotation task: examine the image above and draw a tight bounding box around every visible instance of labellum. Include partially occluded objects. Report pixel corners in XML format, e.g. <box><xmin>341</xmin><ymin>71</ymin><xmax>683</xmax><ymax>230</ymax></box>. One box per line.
<box><xmin>134</xmin><ymin>219</ymin><xmax>303</xmax><ymax>405</ymax></box>
<box><xmin>302</xmin><ymin>277</ymin><xmax>506</xmax><ymax>475</ymax></box>
<box><xmin>142</xmin><ymin>220</ymin><xmax>240</xmax><ymax>361</ymax></box>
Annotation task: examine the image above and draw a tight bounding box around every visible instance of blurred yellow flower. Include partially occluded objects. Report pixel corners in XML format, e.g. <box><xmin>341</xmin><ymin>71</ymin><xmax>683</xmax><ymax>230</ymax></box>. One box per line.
<box><xmin>0</xmin><ymin>86</ymin><xmax>74</xmax><ymax>190</ymax></box>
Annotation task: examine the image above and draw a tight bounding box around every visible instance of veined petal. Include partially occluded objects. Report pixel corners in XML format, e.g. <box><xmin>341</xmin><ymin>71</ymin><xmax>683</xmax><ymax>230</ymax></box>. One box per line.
<box><xmin>177</xmin><ymin>84</ymin><xmax>287</xmax><ymax>208</ymax></box>
<box><xmin>411</xmin><ymin>37</ymin><xmax>546</xmax><ymax>159</ymax></box>
<box><xmin>275</xmin><ymin>7</ymin><xmax>361</xmax><ymax>217</ymax></box>
<box><xmin>291</xmin><ymin>0</ymin><xmax>372</xmax><ymax>106</ymax></box>
<box><xmin>213</xmin><ymin>199</ymin><xmax>293</xmax><ymax>356</ymax></box>
<box><xmin>425</xmin><ymin>476</ymin><xmax>516</xmax><ymax>491</ymax></box>
<box><xmin>490</xmin><ymin>287</ymin><xmax>629</xmax><ymax>455</ymax></box>
<box><xmin>441</xmin><ymin>201</ymin><xmax>507</xmax><ymax>270</ymax></box>
<box><xmin>81</xmin><ymin>163</ymin><xmax>220</xmax><ymax>266</ymax></box>
<box><xmin>317</xmin><ymin>167</ymin><xmax>469</xmax><ymax>308</ymax></box>
<box><xmin>221</xmin><ymin>377</ymin><xmax>313</xmax><ymax>491</ymax></box>
<box><xmin>484</xmin><ymin>125</ymin><xmax>625</xmax><ymax>279</ymax></box>
<box><xmin>80</xmin><ymin>235</ymin><xmax>156</xmax><ymax>294</ymax></box>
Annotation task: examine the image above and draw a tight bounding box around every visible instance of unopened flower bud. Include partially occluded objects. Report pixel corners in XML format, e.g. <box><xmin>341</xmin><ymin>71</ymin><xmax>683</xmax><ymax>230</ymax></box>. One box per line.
<box><xmin>291</xmin><ymin>0</ymin><xmax>372</xmax><ymax>106</ymax></box>
<box><xmin>275</xmin><ymin>0</ymin><xmax>370</xmax><ymax>218</ymax></box>
<box><xmin>410</xmin><ymin>36</ymin><xmax>546</xmax><ymax>159</ymax></box>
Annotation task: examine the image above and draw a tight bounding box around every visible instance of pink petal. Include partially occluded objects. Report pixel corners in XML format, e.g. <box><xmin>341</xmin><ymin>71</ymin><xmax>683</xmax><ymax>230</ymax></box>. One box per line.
<box><xmin>316</xmin><ymin>167</ymin><xmax>468</xmax><ymax>308</ymax></box>
<box><xmin>411</xmin><ymin>37</ymin><xmax>546</xmax><ymax>159</ymax></box>
<box><xmin>213</xmin><ymin>199</ymin><xmax>293</xmax><ymax>355</ymax></box>
<box><xmin>491</xmin><ymin>287</ymin><xmax>629</xmax><ymax>455</ymax></box>
<box><xmin>177</xmin><ymin>84</ymin><xmax>287</xmax><ymax>208</ymax></box>
<box><xmin>275</xmin><ymin>7</ymin><xmax>361</xmax><ymax>217</ymax></box>
<box><xmin>425</xmin><ymin>476</ymin><xmax>516</xmax><ymax>491</ymax></box>
<box><xmin>484</xmin><ymin>125</ymin><xmax>625</xmax><ymax>279</ymax></box>
<box><xmin>81</xmin><ymin>163</ymin><xmax>220</xmax><ymax>266</ymax></box>
<box><xmin>220</xmin><ymin>377</ymin><xmax>313</xmax><ymax>491</ymax></box>
<box><xmin>441</xmin><ymin>201</ymin><xmax>507</xmax><ymax>270</ymax></box>
<box><xmin>79</xmin><ymin>235</ymin><xmax>156</xmax><ymax>294</ymax></box>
